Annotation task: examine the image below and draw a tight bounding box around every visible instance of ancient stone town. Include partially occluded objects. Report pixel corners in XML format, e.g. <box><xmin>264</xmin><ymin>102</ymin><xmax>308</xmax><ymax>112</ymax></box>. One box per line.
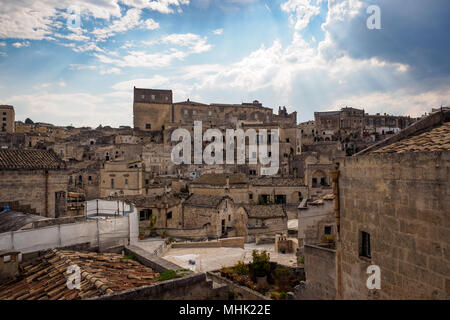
<box><xmin>0</xmin><ymin>88</ymin><xmax>448</xmax><ymax>301</ymax></box>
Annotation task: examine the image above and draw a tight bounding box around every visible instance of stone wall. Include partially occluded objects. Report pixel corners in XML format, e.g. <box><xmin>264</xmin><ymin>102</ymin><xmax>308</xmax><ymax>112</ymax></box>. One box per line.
<box><xmin>171</xmin><ymin>237</ymin><xmax>245</xmax><ymax>249</ymax></box>
<box><xmin>340</xmin><ymin>151</ymin><xmax>450</xmax><ymax>299</ymax></box>
<box><xmin>0</xmin><ymin>169</ymin><xmax>68</xmax><ymax>218</ymax></box>
<box><xmin>295</xmin><ymin>244</ymin><xmax>337</xmax><ymax>300</ymax></box>
<box><xmin>93</xmin><ymin>273</ymin><xmax>228</xmax><ymax>300</ymax></box>
<box><xmin>206</xmin><ymin>272</ymin><xmax>271</xmax><ymax>300</ymax></box>
<box><xmin>133</xmin><ymin>102</ymin><xmax>172</xmax><ymax>131</ymax></box>
<box><xmin>124</xmin><ymin>245</ymin><xmax>182</xmax><ymax>273</ymax></box>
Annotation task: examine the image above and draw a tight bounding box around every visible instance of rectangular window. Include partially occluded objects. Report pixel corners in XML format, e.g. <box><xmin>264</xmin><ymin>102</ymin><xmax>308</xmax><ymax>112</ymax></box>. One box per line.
<box><xmin>125</xmin><ymin>178</ymin><xmax>128</xmax><ymax>185</ymax></box>
<box><xmin>151</xmin><ymin>95</ymin><xmax>156</xmax><ymax>100</ymax></box>
<box><xmin>146</xmin><ymin>123</ymin><xmax>151</xmax><ymax>129</ymax></box>
<box><xmin>249</xmin><ymin>193</ymin><xmax>253</xmax><ymax>200</ymax></box>
<box><xmin>274</xmin><ymin>195</ymin><xmax>286</xmax><ymax>204</ymax></box>
<box><xmin>110</xmin><ymin>178</ymin><xmax>114</xmax><ymax>189</ymax></box>
<box><xmin>324</xmin><ymin>226</ymin><xmax>332</xmax><ymax>235</ymax></box>
<box><xmin>167</xmin><ymin>211</ymin><xmax>172</xmax><ymax>219</ymax></box>
<box><xmin>140</xmin><ymin>210</ymin><xmax>152</xmax><ymax>221</ymax></box>
<box><xmin>360</xmin><ymin>231</ymin><xmax>371</xmax><ymax>258</ymax></box>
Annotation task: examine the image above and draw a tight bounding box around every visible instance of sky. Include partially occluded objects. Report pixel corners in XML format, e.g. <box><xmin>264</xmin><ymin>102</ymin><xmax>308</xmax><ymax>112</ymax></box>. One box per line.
<box><xmin>0</xmin><ymin>0</ymin><xmax>449</xmax><ymax>127</ymax></box>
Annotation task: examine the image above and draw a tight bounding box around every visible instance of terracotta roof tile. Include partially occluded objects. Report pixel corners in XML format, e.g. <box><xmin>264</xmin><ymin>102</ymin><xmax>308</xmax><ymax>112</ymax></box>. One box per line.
<box><xmin>372</xmin><ymin>122</ymin><xmax>450</xmax><ymax>154</ymax></box>
<box><xmin>191</xmin><ymin>173</ymin><xmax>248</xmax><ymax>186</ymax></box>
<box><xmin>243</xmin><ymin>205</ymin><xmax>287</xmax><ymax>218</ymax></box>
<box><xmin>0</xmin><ymin>149</ymin><xmax>64</xmax><ymax>170</ymax></box>
<box><xmin>183</xmin><ymin>194</ymin><xmax>229</xmax><ymax>208</ymax></box>
<box><xmin>0</xmin><ymin>249</ymin><xmax>159</xmax><ymax>300</ymax></box>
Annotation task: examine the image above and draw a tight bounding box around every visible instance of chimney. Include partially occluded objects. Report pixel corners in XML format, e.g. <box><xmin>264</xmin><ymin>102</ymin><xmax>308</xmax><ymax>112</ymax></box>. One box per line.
<box><xmin>0</xmin><ymin>251</ymin><xmax>20</xmax><ymax>284</ymax></box>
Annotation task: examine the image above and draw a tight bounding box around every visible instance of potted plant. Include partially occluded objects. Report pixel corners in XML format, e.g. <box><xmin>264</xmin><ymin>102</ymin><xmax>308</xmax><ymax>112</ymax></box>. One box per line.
<box><xmin>139</xmin><ymin>227</ymin><xmax>146</xmax><ymax>240</ymax></box>
<box><xmin>161</xmin><ymin>230</ymin><xmax>167</xmax><ymax>239</ymax></box>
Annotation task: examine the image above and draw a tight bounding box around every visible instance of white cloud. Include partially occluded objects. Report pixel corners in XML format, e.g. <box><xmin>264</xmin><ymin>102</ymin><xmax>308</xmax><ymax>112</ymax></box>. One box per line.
<box><xmin>92</xmin><ymin>8</ymin><xmax>159</xmax><ymax>40</ymax></box>
<box><xmin>280</xmin><ymin>0</ymin><xmax>321</xmax><ymax>31</ymax></box>
<box><xmin>213</xmin><ymin>28</ymin><xmax>223</xmax><ymax>35</ymax></box>
<box><xmin>0</xmin><ymin>1</ymin><xmax>175</xmax><ymax>42</ymax></box>
<box><xmin>95</xmin><ymin>32</ymin><xmax>212</xmax><ymax>68</ymax></box>
<box><xmin>72</xmin><ymin>42</ymin><xmax>105</xmax><ymax>53</ymax></box>
<box><xmin>69</xmin><ymin>63</ymin><xmax>122</xmax><ymax>75</ymax></box>
<box><xmin>112</xmin><ymin>75</ymin><xmax>170</xmax><ymax>91</ymax></box>
<box><xmin>100</xmin><ymin>67</ymin><xmax>122</xmax><ymax>75</ymax></box>
<box><xmin>161</xmin><ymin>33</ymin><xmax>211</xmax><ymax>53</ymax></box>
<box><xmin>12</xmin><ymin>41</ymin><xmax>30</xmax><ymax>48</ymax></box>
<box><xmin>54</xmin><ymin>28</ymin><xmax>90</xmax><ymax>42</ymax></box>
<box><xmin>0</xmin><ymin>42</ymin><xmax>5</xmax><ymax>47</ymax></box>
<box><xmin>121</xmin><ymin>0</ymin><xmax>190</xmax><ymax>14</ymax></box>
<box><xmin>6</xmin><ymin>91</ymin><xmax>128</xmax><ymax>127</ymax></box>
<box><xmin>0</xmin><ymin>1</ymin><xmax>123</xmax><ymax>40</ymax></box>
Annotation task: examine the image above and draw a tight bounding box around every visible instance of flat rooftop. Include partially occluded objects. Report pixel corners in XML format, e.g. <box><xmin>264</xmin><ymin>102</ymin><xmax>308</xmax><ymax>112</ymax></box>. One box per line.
<box><xmin>162</xmin><ymin>242</ymin><xmax>298</xmax><ymax>273</ymax></box>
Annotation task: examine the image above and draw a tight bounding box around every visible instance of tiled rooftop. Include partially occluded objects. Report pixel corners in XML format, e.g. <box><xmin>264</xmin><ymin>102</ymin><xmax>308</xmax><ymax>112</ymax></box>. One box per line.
<box><xmin>191</xmin><ymin>173</ymin><xmax>248</xmax><ymax>186</ymax></box>
<box><xmin>243</xmin><ymin>205</ymin><xmax>287</xmax><ymax>218</ymax></box>
<box><xmin>0</xmin><ymin>149</ymin><xmax>64</xmax><ymax>170</ymax></box>
<box><xmin>250</xmin><ymin>177</ymin><xmax>305</xmax><ymax>186</ymax></box>
<box><xmin>0</xmin><ymin>249</ymin><xmax>159</xmax><ymax>300</ymax></box>
<box><xmin>110</xmin><ymin>193</ymin><xmax>181</xmax><ymax>208</ymax></box>
<box><xmin>183</xmin><ymin>194</ymin><xmax>228</xmax><ymax>208</ymax></box>
<box><xmin>372</xmin><ymin>122</ymin><xmax>450</xmax><ymax>154</ymax></box>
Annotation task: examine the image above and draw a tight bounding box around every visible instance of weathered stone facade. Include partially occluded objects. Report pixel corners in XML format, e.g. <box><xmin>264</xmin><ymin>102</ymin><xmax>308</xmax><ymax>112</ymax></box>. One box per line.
<box><xmin>133</xmin><ymin>88</ymin><xmax>297</xmax><ymax>133</ymax></box>
<box><xmin>0</xmin><ymin>170</ymin><xmax>68</xmax><ymax>218</ymax></box>
<box><xmin>0</xmin><ymin>105</ymin><xmax>15</xmax><ymax>134</ymax></box>
<box><xmin>339</xmin><ymin>151</ymin><xmax>449</xmax><ymax>299</ymax></box>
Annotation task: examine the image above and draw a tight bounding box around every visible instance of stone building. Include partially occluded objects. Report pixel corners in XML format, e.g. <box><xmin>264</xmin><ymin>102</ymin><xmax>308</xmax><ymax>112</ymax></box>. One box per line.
<box><xmin>235</xmin><ymin>205</ymin><xmax>288</xmax><ymax>242</ymax></box>
<box><xmin>142</xmin><ymin>143</ymin><xmax>176</xmax><ymax>176</ymax></box>
<box><xmin>0</xmin><ymin>105</ymin><xmax>15</xmax><ymax>134</ymax></box>
<box><xmin>99</xmin><ymin>160</ymin><xmax>144</xmax><ymax>198</ymax></box>
<box><xmin>314</xmin><ymin>107</ymin><xmax>416</xmax><ymax>141</ymax></box>
<box><xmin>298</xmin><ymin>109</ymin><xmax>449</xmax><ymax>300</ymax></box>
<box><xmin>0</xmin><ymin>149</ymin><xmax>68</xmax><ymax>218</ymax></box>
<box><xmin>189</xmin><ymin>173</ymin><xmax>307</xmax><ymax>212</ymax></box>
<box><xmin>338</xmin><ymin>109</ymin><xmax>450</xmax><ymax>299</ymax></box>
<box><xmin>133</xmin><ymin>87</ymin><xmax>297</xmax><ymax>131</ymax></box>
<box><xmin>115</xmin><ymin>192</ymin><xmax>182</xmax><ymax>233</ymax></box>
<box><xmin>182</xmin><ymin>194</ymin><xmax>236</xmax><ymax>239</ymax></box>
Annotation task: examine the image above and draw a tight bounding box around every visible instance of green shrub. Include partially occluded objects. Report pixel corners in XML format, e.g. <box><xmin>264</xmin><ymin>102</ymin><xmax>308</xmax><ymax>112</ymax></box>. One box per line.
<box><xmin>122</xmin><ymin>253</ymin><xmax>137</xmax><ymax>261</ymax></box>
<box><xmin>297</xmin><ymin>256</ymin><xmax>305</xmax><ymax>264</ymax></box>
<box><xmin>234</xmin><ymin>261</ymin><xmax>248</xmax><ymax>275</ymax></box>
<box><xmin>157</xmin><ymin>269</ymin><xmax>188</xmax><ymax>281</ymax></box>
<box><xmin>249</xmin><ymin>250</ymin><xmax>271</xmax><ymax>278</ymax></box>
